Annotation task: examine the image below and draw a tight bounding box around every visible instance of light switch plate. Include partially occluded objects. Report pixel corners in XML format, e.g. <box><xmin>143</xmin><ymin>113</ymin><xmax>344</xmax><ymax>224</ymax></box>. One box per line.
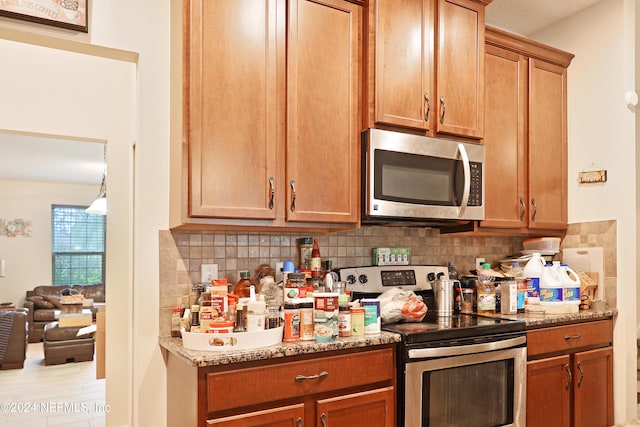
<box><xmin>201</xmin><ymin>264</ymin><xmax>218</xmax><ymax>284</ymax></box>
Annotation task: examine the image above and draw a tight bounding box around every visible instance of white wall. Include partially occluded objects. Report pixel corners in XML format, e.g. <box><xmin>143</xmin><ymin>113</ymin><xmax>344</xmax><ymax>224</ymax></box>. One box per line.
<box><xmin>0</xmin><ymin>1</ymin><xmax>170</xmax><ymax>426</ymax></box>
<box><xmin>0</xmin><ymin>179</ymin><xmax>97</xmax><ymax>306</ymax></box>
<box><xmin>533</xmin><ymin>0</ymin><xmax>638</xmax><ymax>422</ymax></box>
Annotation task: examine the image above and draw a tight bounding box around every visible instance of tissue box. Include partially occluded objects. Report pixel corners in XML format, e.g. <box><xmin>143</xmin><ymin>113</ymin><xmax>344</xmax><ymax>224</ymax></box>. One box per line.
<box><xmin>372</xmin><ymin>247</ymin><xmax>410</xmax><ymax>266</ymax></box>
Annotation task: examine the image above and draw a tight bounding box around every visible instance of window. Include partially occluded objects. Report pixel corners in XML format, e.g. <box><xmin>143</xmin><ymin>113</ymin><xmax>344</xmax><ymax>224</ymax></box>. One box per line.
<box><xmin>51</xmin><ymin>205</ymin><xmax>106</xmax><ymax>286</ymax></box>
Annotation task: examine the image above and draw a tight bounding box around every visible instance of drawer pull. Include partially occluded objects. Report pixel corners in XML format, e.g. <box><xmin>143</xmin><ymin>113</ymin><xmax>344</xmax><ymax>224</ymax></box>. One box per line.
<box><xmin>320</xmin><ymin>413</ymin><xmax>327</xmax><ymax>427</ymax></box>
<box><xmin>297</xmin><ymin>417</ymin><xmax>303</xmax><ymax>427</ymax></box>
<box><xmin>565</xmin><ymin>364</ymin><xmax>572</xmax><ymax>390</ymax></box>
<box><xmin>564</xmin><ymin>334</ymin><xmax>581</xmax><ymax>340</ymax></box>
<box><xmin>577</xmin><ymin>361</ymin><xmax>584</xmax><ymax>387</ymax></box>
<box><xmin>295</xmin><ymin>371</ymin><xmax>328</xmax><ymax>382</ymax></box>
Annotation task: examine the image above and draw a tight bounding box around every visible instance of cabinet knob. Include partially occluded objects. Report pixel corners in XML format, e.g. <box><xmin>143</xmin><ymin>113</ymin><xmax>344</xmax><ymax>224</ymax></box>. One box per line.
<box><xmin>297</xmin><ymin>417</ymin><xmax>303</xmax><ymax>427</ymax></box>
<box><xmin>290</xmin><ymin>180</ymin><xmax>297</xmax><ymax>212</ymax></box>
<box><xmin>439</xmin><ymin>96</ymin><xmax>446</xmax><ymax>124</ymax></box>
<box><xmin>269</xmin><ymin>177</ymin><xmax>275</xmax><ymax>210</ymax></box>
<box><xmin>424</xmin><ymin>92</ymin><xmax>431</xmax><ymax>122</ymax></box>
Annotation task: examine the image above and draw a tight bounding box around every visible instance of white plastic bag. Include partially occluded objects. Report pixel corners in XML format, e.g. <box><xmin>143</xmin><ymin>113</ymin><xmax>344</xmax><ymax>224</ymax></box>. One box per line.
<box><xmin>376</xmin><ymin>287</ymin><xmax>427</xmax><ymax>324</ymax></box>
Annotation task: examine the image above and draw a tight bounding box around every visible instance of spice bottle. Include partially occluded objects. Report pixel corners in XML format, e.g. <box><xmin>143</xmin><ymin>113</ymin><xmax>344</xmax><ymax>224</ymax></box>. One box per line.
<box><xmin>171</xmin><ymin>306</ymin><xmax>182</xmax><ymax>337</ymax></box>
<box><xmin>190</xmin><ymin>305</ymin><xmax>200</xmax><ymax>331</ymax></box>
<box><xmin>283</xmin><ymin>301</ymin><xmax>301</xmax><ymax>342</ymax></box>
<box><xmin>298</xmin><ymin>237</ymin><xmax>314</xmax><ymax>270</ymax></box>
<box><xmin>233</xmin><ymin>271</ymin><xmax>253</xmax><ymax>298</ymax></box>
<box><xmin>233</xmin><ymin>303</ymin><xmax>245</xmax><ymax>332</ymax></box>
<box><xmin>311</xmin><ymin>238</ymin><xmax>322</xmax><ymax>278</ymax></box>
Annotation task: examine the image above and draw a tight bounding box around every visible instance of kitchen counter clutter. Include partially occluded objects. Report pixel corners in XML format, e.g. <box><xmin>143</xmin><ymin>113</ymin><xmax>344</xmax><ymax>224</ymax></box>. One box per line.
<box><xmin>159</xmin><ymin>331</ymin><xmax>400</xmax><ymax>367</ymax></box>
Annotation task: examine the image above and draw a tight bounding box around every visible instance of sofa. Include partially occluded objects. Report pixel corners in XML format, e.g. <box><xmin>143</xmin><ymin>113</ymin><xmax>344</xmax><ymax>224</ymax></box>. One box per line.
<box><xmin>23</xmin><ymin>284</ymin><xmax>105</xmax><ymax>343</ymax></box>
<box><xmin>0</xmin><ymin>308</ymin><xmax>29</xmax><ymax>369</ymax></box>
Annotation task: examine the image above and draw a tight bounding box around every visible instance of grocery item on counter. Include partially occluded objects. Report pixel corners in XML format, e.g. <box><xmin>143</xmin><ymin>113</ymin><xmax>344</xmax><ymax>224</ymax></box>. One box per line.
<box><xmin>298</xmin><ymin>237</ymin><xmax>314</xmax><ymax>270</ymax></box>
<box><xmin>508</xmin><ymin>263</ymin><xmax>527</xmax><ymax>312</ymax></box>
<box><xmin>500</xmin><ymin>280</ymin><xmax>517</xmax><ymax>314</ymax></box>
<box><xmin>314</xmin><ymin>292</ymin><xmax>339</xmax><ymax>341</ymax></box>
<box><xmin>524</xmin><ymin>252</ymin><xmax>545</xmax><ymax>305</ymax></box>
<box><xmin>299</xmin><ymin>298</ymin><xmax>314</xmax><ymax>340</ymax></box>
<box><xmin>233</xmin><ymin>271</ymin><xmax>254</xmax><ymax>298</ymax></box>
<box><xmin>559</xmin><ymin>263</ymin><xmax>581</xmax><ymax>306</ymax></box>
<box><xmin>476</xmin><ymin>263</ymin><xmax>496</xmax><ymax>314</ymax></box>
<box><xmin>311</xmin><ymin>238</ymin><xmax>322</xmax><ymax>278</ymax></box>
<box><xmin>283</xmin><ymin>302</ymin><xmax>301</xmax><ymax>342</ymax></box>
<box><xmin>540</xmin><ymin>264</ymin><xmax>563</xmax><ymax>306</ymax></box>
<box><xmin>362</xmin><ymin>299</ymin><xmax>381</xmax><ymax>334</ymax></box>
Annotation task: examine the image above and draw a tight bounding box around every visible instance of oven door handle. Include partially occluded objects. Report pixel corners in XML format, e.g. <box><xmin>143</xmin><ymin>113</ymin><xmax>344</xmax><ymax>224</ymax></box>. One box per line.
<box><xmin>407</xmin><ymin>336</ymin><xmax>526</xmax><ymax>359</ymax></box>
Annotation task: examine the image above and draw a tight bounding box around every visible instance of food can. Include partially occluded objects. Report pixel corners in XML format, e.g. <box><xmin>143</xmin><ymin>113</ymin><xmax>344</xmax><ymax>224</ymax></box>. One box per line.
<box><xmin>350</xmin><ymin>307</ymin><xmax>365</xmax><ymax>336</ymax></box>
<box><xmin>313</xmin><ymin>292</ymin><xmax>339</xmax><ymax>341</ymax></box>
<box><xmin>283</xmin><ymin>303</ymin><xmax>300</xmax><ymax>342</ymax></box>
<box><xmin>361</xmin><ymin>299</ymin><xmax>381</xmax><ymax>334</ymax></box>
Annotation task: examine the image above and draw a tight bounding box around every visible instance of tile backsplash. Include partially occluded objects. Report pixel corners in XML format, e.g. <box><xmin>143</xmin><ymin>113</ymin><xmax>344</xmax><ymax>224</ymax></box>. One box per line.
<box><xmin>159</xmin><ymin>220</ymin><xmax>617</xmax><ymax>335</ymax></box>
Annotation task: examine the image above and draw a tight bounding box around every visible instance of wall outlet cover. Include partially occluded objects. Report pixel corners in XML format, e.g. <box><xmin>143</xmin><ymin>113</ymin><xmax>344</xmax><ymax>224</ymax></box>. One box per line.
<box><xmin>201</xmin><ymin>264</ymin><xmax>218</xmax><ymax>283</ymax></box>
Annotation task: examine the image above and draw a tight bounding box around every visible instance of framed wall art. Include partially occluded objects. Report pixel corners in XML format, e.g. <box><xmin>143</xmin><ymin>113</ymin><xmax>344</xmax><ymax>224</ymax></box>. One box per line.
<box><xmin>0</xmin><ymin>0</ymin><xmax>88</xmax><ymax>32</ymax></box>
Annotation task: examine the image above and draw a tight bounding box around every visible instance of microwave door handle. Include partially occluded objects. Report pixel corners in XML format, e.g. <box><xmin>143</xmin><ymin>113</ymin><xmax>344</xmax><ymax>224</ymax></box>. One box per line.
<box><xmin>457</xmin><ymin>143</ymin><xmax>471</xmax><ymax>216</ymax></box>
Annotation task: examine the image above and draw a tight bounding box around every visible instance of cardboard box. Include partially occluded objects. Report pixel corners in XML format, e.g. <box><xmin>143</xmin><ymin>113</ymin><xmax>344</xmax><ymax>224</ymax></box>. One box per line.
<box><xmin>372</xmin><ymin>247</ymin><xmax>411</xmax><ymax>265</ymax></box>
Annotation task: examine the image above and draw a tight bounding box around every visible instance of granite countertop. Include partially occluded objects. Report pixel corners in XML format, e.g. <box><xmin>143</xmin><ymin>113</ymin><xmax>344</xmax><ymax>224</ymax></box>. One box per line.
<box><xmin>479</xmin><ymin>307</ymin><xmax>617</xmax><ymax>328</ymax></box>
<box><xmin>159</xmin><ymin>331</ymin><xmax>401</xmax><ymax>367</ymax></box>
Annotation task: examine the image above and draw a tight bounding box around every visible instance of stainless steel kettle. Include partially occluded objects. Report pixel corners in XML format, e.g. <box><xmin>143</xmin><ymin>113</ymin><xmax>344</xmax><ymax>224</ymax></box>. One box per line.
<box><xmin>432</xmin><ymin>278</ymin><xmax>462</xmax><ymax>317</ymax></box>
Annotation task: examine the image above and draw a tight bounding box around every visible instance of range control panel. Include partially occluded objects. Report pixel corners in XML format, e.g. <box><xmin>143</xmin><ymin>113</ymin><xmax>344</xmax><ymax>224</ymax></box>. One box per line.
<box><xmin>337</xmin><ymin>265</ymin><xmax>449</xmax><ymax>294</ymax></box>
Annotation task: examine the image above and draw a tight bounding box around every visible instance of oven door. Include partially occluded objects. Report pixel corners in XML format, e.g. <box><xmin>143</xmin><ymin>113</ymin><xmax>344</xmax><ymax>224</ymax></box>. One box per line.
<box><xmin>405</xmin><ymin>338</ymin><xmax>526</xmax><ymax>427</ymax></box>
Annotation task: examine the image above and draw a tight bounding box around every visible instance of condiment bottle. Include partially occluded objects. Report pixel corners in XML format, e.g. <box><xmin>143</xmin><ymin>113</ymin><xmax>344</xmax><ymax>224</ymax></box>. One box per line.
<box><xmin>338</xmin><ymin>294</ymin><xmax>351</xmax><ymax>337</ymax></box>
<box><xmin>190</xmin><ymin>305</ymin><xmax>200</xmax><ymax>331</ymax></box>
<box><xmin>311</xmin><ymin>238</ymin><xmax>322</xmax><ymax>278</ymax></box>
<box><xmin>233</xmin><ymin>303</ymin><xmax>245</xmax><ymax>332</ymax></box>
<box><xmin>476</xmin><ymin>263</ymin><xmax>496</xmax><ymax>314</ymax></box>
<box><xmin>233</xmin><ymin>271</ymin><xmax>253</xmax><ymax>298</ymax></box>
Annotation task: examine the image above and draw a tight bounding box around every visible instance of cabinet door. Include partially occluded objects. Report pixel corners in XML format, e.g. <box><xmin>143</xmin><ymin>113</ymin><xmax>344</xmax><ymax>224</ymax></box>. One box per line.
<box><xmin>436</xmin><ymin>0</ymin><xmax>485</xmax><ymax>138</ymax></box>
<box><xmin>286</xmin><ymin>0</ymin><xmax>360</xmax><ymax>224</ymax></box>
<box><xmin>572</xmin><ymin>347</ymin><xmax>613</xmax><ymax>427</ymax></box>
<box><xmin>526</xmin><ymin>355</ymin><xmax>571</xmax><ymax>427</ymax></box>
<box><xmin>188</xmin><ymin>0</ymin><xmax>281</xmax><ymax>220</ymax></box>
<box><xmin>528</xmin><ymin>59</ymin><xmax>568</xmax><ymax>230</ymax></box>
<box><xmin>316</xmin><ymin>387</ymin><xmax>395</xmax><ymax>427</ymax></box>
<box><xmin>482</xmin><ymin>45</ymin><xmax>528</xmax><ymax>228</ymax></box>
<box><xmin>207</xmin><ymin>403</ymin><xmax>304</xmax><ymax>427</ymax></box>
<box><xmin>373</xmin><ymin>0</ymin><xmax>434</xmax><ymax>130</ymax></box>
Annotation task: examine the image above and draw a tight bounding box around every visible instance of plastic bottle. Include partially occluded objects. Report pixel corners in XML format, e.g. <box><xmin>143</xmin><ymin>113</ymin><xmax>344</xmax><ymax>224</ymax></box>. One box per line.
<box><xmin>560</xmin><ymin>263</ymin><xmax>581</xmax><ymax>307</ymax></box>
<box><xmin>447</xmin><ymin>261</ymin><xmax>459</xmax><ymax>280</ymax></box>
<box><xmin>233</xmin><ymin>271</ymin><xmax>253</xmax><ymax>298</ymax></box>
<box><xmin>540</xmin><ymin>264</ymin><xmax>564</xmax><ymax>306</ymax></box>
<box><xmin>476</xmin><ymin>263</ymin><xmax>496</xmax><ymax>314</ymax></box>
<box><xmin>509</xmin><ymin>263</ymin><xmax>527</xmax><ymax>312</ymax></box>
<box><xmin>311</xmin><ymin>238</ymin><xmax>322</xmax><ymax>278</ymax></box>
<box><xmin>524</xmin><ymin>252</ymin><xmax>546</xmax><ymax>305</ymax></box>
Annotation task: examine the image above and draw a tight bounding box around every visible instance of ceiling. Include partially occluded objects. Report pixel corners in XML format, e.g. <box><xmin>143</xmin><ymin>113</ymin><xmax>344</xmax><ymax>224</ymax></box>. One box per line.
<box><xmin>0</xmin><ymin>132</ymin><xmax>104</xmax><ymax>185</ymax></box>
<box><xmin>486</xmin><ymin>0</ymin><xmax>602</xmax><ymax>36</ymax></box>
<box><xmin>0</xmin><ymin>1</ymin><xmax>602</xmax><ymax>186</ymax></box>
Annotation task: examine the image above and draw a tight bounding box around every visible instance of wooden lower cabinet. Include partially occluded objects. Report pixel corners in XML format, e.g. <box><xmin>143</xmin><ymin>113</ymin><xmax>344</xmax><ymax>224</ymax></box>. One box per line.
<box><xmin>526</xmin><ymin>320</ymin><xmax>613</xmax><ymax>427</ymax></box>
<box><xmin>167</xmin><ymin>346</ymin><xmax>396</xmax><ymax>426</ymax></box>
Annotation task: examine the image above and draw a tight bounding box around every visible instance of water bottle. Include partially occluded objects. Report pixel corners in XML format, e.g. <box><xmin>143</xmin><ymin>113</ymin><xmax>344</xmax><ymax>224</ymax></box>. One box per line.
<box><xmin>524</xmin><ymin>253</ymin><xmax>545</xmax><ymax>305</ymax></box>
<box><xmin>560</xmin><ymin>263</ymin><xmax>581</xmax><ymax>307</ymax></box>
<box><xmin>540</xmin><ymin>264</ymin><xmax>563</xmax><ymax>306</ymax></box>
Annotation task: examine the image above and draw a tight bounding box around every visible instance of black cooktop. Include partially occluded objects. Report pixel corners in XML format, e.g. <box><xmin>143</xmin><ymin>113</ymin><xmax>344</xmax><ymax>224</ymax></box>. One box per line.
<box><xmin>382</xmin><ymin>312</ymin><xmax>526</xmax><ymax>345</ymax></box>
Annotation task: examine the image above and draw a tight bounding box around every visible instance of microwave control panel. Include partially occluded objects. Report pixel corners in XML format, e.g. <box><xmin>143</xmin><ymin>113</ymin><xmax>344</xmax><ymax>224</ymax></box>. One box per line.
<box><xmin>468</xmin><ymin>162</ymin><xmax>482</xmax><ymax>206</ymax></box>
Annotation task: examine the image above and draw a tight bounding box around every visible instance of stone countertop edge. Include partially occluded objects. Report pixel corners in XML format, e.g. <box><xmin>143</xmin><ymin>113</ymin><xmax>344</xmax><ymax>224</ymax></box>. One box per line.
<box><xmin>480</xmin><ymin>308</ymin><xmax>617</xmax><ymax>328</ymax></box>
<box><xmin>159</xmin><ymin>331</ymin><xmax>401</xmax><ymax>368</ymax></box>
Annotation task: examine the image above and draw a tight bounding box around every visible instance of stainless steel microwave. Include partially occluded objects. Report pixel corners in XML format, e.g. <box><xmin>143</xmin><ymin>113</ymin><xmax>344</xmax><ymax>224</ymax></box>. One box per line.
<box><xmin>361</xmin><ymin>129</ymin><xmax>484</xmax><ymax>225</ymax></box>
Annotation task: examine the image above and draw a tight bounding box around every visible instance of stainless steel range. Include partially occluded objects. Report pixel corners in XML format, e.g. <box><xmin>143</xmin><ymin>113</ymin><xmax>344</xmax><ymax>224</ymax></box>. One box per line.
<box><xmin>337</xmin><ymin>265</ymin><xmax>527</xmax><ymax>427</ymax></box>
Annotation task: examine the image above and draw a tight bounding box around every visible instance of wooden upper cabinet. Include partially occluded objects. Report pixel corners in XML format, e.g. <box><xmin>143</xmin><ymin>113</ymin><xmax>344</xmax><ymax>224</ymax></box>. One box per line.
<box><xmin>436</xmin><ymin>0</ymin><xmax>485</xmax><ymax>138</ymax></box>
<box><xmin>188</xmin><ymin>0</ymin><xmax>281</xmax><ymax>220</ymax></box>
<box><xmin>373</xmin><ymin>0</ymin><xmax>434</xmax><ymax>131</ymax></box>
<box><xmin>528</xmin><ymin>59</ymin><xmax>568</xmax><ymax>230</ymax></box>
<box><xmin>367</xmin><ymin>0</ymin><xmax>487</xmax><ymax>139</ymax></box>
<box><xmin>177</xmin><ymin>0</ymin><xmax>360</xmax><ymax>229</ymax></box>
<box><xmin>286</xmin><ymin>0</ymin><xmax>361</xmax><ymax>224</ymax></box>
<box><xmin>482</xmin><ymin>44</ymin><xmax>528</xmax><ymax>228</ymax></box>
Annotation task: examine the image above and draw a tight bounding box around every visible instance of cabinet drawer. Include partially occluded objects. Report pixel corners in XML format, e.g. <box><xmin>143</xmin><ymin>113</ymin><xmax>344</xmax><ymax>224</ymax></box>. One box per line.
<box><xmin>206</xmin><ymin>348</ymin><xmax>395</xmax><ymax>414</ymax></box>
<box><xmin>527</xmin><ymin>320</ymin><xmax>612</xmax><ymax>358</ymax></box>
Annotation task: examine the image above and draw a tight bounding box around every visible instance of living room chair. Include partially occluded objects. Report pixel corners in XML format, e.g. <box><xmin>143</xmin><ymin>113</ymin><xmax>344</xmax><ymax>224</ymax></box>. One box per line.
<box><xmin>0</xmin><ymin>308</ymin><xmax>29</xmax><ymax>370</ymax></box>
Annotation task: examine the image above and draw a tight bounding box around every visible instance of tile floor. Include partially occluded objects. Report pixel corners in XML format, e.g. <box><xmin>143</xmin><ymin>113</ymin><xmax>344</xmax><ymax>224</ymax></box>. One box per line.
<box><xmin>0</xmin><ymin>342</ymin><xmax>105</xmax><ymax>427</ymax></box>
